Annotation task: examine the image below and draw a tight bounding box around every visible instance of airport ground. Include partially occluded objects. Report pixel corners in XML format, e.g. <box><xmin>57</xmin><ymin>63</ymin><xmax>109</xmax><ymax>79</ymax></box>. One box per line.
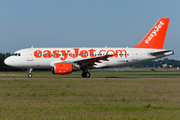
<box><xmin>1</xmin><ymin>70</ymin><xmax>180</xmax><ymax>119</ymax></box>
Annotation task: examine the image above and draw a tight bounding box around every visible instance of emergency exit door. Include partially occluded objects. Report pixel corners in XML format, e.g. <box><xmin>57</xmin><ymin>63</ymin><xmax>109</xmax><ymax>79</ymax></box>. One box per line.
<box><xmin>132</xmin><ymin>50</ymin><xmax>138</xmax><ymax>61</ymax></box>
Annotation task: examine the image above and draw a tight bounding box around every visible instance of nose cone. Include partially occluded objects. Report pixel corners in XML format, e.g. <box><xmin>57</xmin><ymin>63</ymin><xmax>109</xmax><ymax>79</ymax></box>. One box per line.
<box><xmin>4</xmin><ymin>57</ymin><xmax>22</xmax><ymax>68</ymax></box>
<box><xmin>4</xmin><ymin>57</ymin><xmax>11</xmax><ymax>66</ymax></box>
<box><xmin>4</xmin><ymin>57</ymin><xmax>15</xmax><ymax>66</ymax></box>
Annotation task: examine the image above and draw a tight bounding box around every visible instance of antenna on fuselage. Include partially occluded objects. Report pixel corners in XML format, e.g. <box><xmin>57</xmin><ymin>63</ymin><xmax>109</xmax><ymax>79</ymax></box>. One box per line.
<box><xmin>105</xmin><ymin>45</ymin><xmax>107</xmax><ymax>48</ymax></box>
<box><xmin>31</xmin><ymin>46</ymin><xmax>33</xmax><ymax>48</ymax></box>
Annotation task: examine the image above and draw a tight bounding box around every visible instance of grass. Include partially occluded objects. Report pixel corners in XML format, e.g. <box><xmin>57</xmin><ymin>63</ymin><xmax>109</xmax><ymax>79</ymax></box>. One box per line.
<box><xmin>1</xmin><ymin>72</ymin><xmax>180</xmax><ymax>119</ymax></box>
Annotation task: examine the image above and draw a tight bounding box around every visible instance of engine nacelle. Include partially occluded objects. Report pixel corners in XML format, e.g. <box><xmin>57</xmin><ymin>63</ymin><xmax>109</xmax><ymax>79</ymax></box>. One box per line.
<box><xmin>53</xmin><ymin>63</ymin><xmax>73</xmax><ymax>75</ymax></box>
<box><xmin>52</xmin><ymin>63</ymin><xmax>80</xmax><ymax>75</ymax></box>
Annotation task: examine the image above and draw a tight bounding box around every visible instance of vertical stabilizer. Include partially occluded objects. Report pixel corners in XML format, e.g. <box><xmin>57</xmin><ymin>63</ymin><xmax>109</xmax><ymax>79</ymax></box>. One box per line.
<box><xmin>132</xmin><ymin>18</ymin><xmax>170</xmax><ymax>49</ymax></box>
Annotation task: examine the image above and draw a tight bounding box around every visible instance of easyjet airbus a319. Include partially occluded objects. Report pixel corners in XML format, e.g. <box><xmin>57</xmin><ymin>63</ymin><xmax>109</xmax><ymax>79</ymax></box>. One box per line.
<box><xmin>4</xmin><ymin>18</ymin><xmax>174</xmax><ymax>78</ymax></box>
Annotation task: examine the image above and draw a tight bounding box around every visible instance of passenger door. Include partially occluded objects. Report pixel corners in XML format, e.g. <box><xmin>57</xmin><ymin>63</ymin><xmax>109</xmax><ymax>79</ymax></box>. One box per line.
<box><xmin>27</xmin><ymin>50</ymin><xmax>33</xmax><ymax>61</ymax></box>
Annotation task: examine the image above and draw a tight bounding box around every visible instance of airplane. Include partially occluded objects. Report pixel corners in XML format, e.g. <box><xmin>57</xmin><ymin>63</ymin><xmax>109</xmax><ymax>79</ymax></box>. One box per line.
<box><xmin>4</xmin><ymin>18</ymin><xmax>174</xmax><ymax>78</ymax></box>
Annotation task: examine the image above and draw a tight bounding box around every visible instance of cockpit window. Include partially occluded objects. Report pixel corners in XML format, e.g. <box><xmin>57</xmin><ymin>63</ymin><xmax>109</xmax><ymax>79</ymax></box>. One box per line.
<box><xmin>12</xmin><ymin>53</ymin><xmax>21</xmax><ymax>56</ymax></box>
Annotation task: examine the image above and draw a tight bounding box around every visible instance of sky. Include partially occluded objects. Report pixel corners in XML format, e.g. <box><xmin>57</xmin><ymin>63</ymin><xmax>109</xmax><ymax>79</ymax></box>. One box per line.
<box><xmin>0</xmin><ymin>0</ymin><xmax>180</xmax><ymax>60</ymax></box>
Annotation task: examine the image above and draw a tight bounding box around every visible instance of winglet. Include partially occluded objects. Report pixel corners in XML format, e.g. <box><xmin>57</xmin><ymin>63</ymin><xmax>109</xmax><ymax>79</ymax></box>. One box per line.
<box><xmin>132</xmin><ymin>18</ymin><xmax>170</xmax><ymax>49</ymax></box>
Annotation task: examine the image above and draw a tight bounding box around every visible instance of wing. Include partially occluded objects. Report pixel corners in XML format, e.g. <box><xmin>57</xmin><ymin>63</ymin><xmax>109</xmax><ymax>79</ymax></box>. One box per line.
<box><xmin>49</xmin><ymin>54</ymin><xmax>113</xmax><ymax>68</ymax></box>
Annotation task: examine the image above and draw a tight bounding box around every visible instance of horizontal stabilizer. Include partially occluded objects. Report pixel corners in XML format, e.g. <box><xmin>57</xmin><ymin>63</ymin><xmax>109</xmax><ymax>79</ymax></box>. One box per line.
<box><xmin>149</xmin><ymin>50</ymin><xmax>174</xmax><ymax>56</ymax></box>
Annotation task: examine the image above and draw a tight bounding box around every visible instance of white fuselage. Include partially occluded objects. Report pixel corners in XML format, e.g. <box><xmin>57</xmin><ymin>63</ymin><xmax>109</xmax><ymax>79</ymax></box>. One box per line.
<box><xmin>4</xmin><ymin>47</ymin><xmax>173</xmax><ymax>70</ymax></box>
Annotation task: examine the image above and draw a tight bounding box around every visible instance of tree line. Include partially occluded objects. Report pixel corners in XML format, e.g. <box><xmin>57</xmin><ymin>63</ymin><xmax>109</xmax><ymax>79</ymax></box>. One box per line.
<box><xmin>133</xmin><ymin>58</ymin><xmax>180</xmax><ymax>68</ymax></box>
<box><xmin>0</xmin><ymin>52</ymin><xmax>180</xmax><ymax>71</ymax></box>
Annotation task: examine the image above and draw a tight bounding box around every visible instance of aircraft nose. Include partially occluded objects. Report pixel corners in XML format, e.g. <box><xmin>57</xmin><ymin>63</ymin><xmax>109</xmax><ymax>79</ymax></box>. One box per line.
<box><xmin>4</xmin><ymin>57</ymin><xmax>13</xmax><ymax>66</ymax></box>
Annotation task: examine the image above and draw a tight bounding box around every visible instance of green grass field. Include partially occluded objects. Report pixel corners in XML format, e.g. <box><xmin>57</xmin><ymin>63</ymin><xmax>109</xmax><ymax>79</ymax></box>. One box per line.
<box><xmin>1</xmin><ymin>71</ymin><xmax>180</xmax><ymax>119</ymax></box>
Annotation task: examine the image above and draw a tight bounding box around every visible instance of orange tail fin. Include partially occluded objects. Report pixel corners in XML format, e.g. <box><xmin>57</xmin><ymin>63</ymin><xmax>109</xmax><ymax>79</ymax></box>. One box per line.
<box><xmin>132</xmin><ymin>18</ymin><xmax>170</xmax><ymax>49</ymax></box>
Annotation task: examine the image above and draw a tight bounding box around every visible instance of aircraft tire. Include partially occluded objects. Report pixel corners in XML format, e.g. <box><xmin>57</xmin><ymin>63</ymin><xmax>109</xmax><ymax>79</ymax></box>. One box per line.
<box><xmin>86</xmin><ymin>72</ymin><xmax>90</xmax><ymax>78</ymax></box>
<box><xmin>81</xmin><ymin>72</ymin><xmax>90</xmax><ymax>78</ymax></box>
<box><xmin>81</xmin><ymin>72</ymin><xmax>86</xmax><ymax>77</ymax></box>
<box><xmin>28</xmin><ymin>73</ymin><xmax>32</xmax><ymax>78</ymax></box>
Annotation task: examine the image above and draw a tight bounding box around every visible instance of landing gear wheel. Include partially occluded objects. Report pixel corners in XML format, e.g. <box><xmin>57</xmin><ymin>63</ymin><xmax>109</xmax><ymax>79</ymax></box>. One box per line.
<box><xmin>28</xmin><ymin>73</ymin><xmax>32</xmax><ymax>78</ymax></box>
<box><xmin>81</xmin><ymin>72</ymin><xmax>90</xmax><ymax>78</ymax></box>
<box><xmin>86</xmin><ymin>72</ymin><xmax>90</xmax><ymax>78</ymax></box>
<box><xmin>81</xmin><ymin>72</ymin><xmax>86</xmax><ymax>77</ymax></box>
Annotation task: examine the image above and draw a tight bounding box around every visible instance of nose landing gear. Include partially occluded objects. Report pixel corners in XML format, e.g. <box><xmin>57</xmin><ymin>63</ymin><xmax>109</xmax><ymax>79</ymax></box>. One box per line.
<box><xmin>28</xmin><ymin>68</ymin><xmax>33</xmax><ymax>78</ymax></box>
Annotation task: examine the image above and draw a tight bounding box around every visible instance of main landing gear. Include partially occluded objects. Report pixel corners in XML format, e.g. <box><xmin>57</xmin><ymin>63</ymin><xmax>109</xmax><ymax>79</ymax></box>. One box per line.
<box><xmin>28</xmin><ymin>68</ymin><xmax>33</xmax><ymax>78</ymax></box>
<box><xmin>81</xmin><ymin>70</ymin><xmax>91</xmax><ymax>78</ymax></box>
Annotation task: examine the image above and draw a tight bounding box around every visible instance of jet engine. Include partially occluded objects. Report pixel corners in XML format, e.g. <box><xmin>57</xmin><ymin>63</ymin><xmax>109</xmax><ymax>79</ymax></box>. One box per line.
<box><xmin>52</xmin><ymin>63</ymin><xmax>80</xmax><ymax>75</ymax></box>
